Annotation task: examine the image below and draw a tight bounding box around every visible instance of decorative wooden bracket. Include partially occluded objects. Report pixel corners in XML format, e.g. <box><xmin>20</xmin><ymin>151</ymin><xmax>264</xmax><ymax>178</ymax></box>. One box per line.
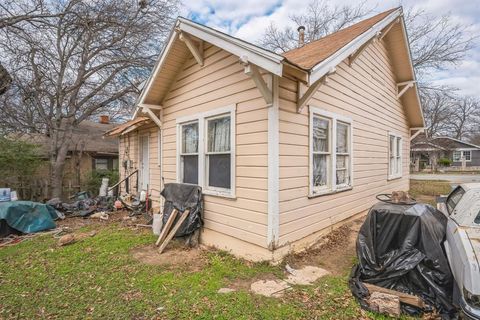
<box><xmin>297</xmin><ymin>68</ymin><xmax>336</xmax><ymax>113</ymax></box>
<box><xmin>140</xmin><ymin>104</ymin><xmax>162</xmax><ymax>128</ymax></box>
<box><xmin>410</xmin><ymin>127</ymin><xmax>424</xmax><ymax>141</ymax></box>
<box><xmin>239</xmin><ymin>56</ymin><xmax>273</xmax><ymax>105</ymax></box>
<box><xmin>348</xmin><ymin>32</ymin><xmax>380</xmax><ymax>66</ymax></box>
<box><xmin>380</xmin><ymin>18</ymin><xmax>400</xmax><ymax>40</ymax></box>
<box><xmin>397</xmin><ymin>80</ymin><xmax>416</xmax><ymax>99</ymax></box>
<box><xmin>179</xmin><ymin>32</ymin><xmax>204</xmax><ymax>66</ymax></box>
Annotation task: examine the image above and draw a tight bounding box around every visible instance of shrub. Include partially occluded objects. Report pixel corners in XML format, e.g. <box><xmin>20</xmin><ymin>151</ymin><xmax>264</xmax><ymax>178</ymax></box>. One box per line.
<box><xmin>438</xmin><ymin>158</ymin><xmax>452</xmax><ymax>167</ymax></box>
<box><xmin>83</xmin><ymin>169</ymin><xmax>119</xmax><ymax>196</ymax></box>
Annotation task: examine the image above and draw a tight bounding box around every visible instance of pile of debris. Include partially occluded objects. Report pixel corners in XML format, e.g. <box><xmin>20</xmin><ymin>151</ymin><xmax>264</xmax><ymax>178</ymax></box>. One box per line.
<box><xmin>349</xmin><ymin>198</ymin><xmax>458</xmax><ymax>319</ymax></box>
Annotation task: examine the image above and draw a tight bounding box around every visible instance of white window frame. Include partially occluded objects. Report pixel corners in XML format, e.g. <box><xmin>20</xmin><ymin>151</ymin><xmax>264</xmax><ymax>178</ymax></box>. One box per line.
<box><xmin>176</xmin><ymin>104</ymin><xmax>236</xmax><ymax>198</ymax></box>
<box><xmin>178</xmin><ymin>120</ymin><xmax>199</xmax><ymax>185</ymax></box>
<box><xmin>388</xmin><ymin>132</ymin><xmax>403</xmax><ymax>180</ymax></box>
<box><xmin>309</xmin><ymin>107</ymin><xmax>353</xmax><ymax>197</ymax></box>
<box><xmin>453</xmin><ymin>150</ymin><xmax>472</xmax><ymax>162</ymax></box>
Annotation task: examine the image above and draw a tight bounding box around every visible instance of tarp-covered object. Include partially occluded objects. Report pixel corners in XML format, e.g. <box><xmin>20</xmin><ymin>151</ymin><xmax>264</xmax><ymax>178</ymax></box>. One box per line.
<box><xmin>349</xmin><ymin>202</ymin><xmax>457</xmax><ymax>318</ymax></box>
<box><xmin>161</xmin><ymin>183</ymin><xmax>203</xmax><ymax>237</ymax></box>
<box><xmin>0</xmin><ymin>201</ymin><xmax>59</xmax><ymax>236</ymax></box>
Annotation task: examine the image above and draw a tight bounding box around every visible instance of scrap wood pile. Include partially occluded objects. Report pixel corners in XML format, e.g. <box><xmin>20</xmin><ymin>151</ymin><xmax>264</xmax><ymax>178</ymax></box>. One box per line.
<box><xmin>154</xmin><ymin>183</ymin><xmax>203</xmax><ymax>253</ymax></box>
<box><xmin>349</xmin><ymin>195</ymin><xmax>457</xmax><ymax>319</ymax></box>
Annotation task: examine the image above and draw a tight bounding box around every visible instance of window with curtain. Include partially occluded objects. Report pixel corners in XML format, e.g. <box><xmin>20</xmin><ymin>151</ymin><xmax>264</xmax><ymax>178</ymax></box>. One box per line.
<box><xmin>310</xmin><ymin>108</ymin><xmax>353</xmax><ymax>196</ymax></box>
<box><xmin>180</xmin><ymin>121</ymin><xmax>199</xmax><ymax>184</ymax></box>
<box><xmin>312</xmin><ymin>116</ymin><xmax>330</xmax><ymax>190</ymax></box>
<box><xmin>336</xmin><ymin>121</ymin><xmax>351</xmax><ymax>187</ymax></box>
<box><xmin>206</xmin><ymin>115</ymin><xmax>231</xmax><ymax>190</ymax></box>
<box><xmin>388</xmin><ymin>133</ymin><xmax>402</xmax><ymax>179</ymax></box>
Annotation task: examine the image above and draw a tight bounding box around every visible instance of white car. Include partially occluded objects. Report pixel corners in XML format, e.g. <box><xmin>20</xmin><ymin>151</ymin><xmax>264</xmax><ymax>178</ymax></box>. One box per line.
<box><xmin>438</xmin><ymin>183</ymin><xmax>480</xmax><ymax>319</ymax></box>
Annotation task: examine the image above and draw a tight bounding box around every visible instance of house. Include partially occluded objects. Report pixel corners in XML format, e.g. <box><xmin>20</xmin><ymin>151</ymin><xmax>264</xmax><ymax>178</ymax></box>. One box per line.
<box><xmin>411</xmin><ymin>133</ymin><xmax>480</xmax><ymax>171</ymax></box>
<box><xmin>15</xmin><ymin>117</ymin><xmax>119</xmax><ymax>199</ymax></box>
<box><xmin>106</xmin><ymin>7</ymin><xmax>424</xmax><ymax>261</ymax></box>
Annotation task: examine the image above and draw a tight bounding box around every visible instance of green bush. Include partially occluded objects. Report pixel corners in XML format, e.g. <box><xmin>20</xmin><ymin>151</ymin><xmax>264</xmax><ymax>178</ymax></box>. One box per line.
<box><xmin>83</xmin><ymin>169</ymin><xmax>119</xmax><ymax>196</ymax></box>
<box><xmin>438</xmin><ymin>158</ymin><xmax>452</xmax><ymax>167</ymax></box>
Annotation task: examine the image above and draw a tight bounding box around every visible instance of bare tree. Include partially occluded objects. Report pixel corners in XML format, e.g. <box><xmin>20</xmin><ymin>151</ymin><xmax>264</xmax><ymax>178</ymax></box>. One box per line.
<box><xmin>260</xmin><ymin>0</ymin><xmax>373</xmax><ymax>53</ymax></box>
<box><xmin>420</xmin><ymin>87</ymin><xmax>456</xmax><ymax>137</ymax></box>
<box><xmin>448</xmin><ymin>96</ymin><xmax>480</xmax><ymax>140</ymax></box>
<box><xmin>0</xmin><ymin>0</ymin><xmax>179</xmax><ymax>198</ymax></box>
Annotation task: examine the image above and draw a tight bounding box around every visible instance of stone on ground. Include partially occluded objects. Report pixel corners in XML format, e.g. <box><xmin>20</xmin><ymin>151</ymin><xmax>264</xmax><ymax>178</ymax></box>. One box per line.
<box><xmin>217</xmin><ymin>288</ymin><xmax>236</xmax><ymax>294</ymax></box>
<box><xmin>250</xmin><ymin>279</ymin><xmax>291</xmax><ymax>297</ymax></box>
<box><xmin>285</xmin><ymin>266</ymin><xmax>330</xmax><ymax>285</ymax></box>
<box><xmin>367</xmin><ymin>291</ymin><xmax>401</xmax><ymax>317</ymax></box>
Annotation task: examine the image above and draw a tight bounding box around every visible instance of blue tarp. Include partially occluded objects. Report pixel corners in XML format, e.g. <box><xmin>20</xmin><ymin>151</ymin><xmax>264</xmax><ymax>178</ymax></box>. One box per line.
<box><xmin>0</xmin><ymin>201</ymin><xmax>59</xmax><ymax>234</ymax></box>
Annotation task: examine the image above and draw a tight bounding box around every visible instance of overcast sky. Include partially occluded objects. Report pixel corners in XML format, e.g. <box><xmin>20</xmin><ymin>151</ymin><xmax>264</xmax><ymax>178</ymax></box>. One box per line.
<box><xmin>181</xmin><ymin>0</ymin><xmax>479</xmax><ymax>97</ymax></box>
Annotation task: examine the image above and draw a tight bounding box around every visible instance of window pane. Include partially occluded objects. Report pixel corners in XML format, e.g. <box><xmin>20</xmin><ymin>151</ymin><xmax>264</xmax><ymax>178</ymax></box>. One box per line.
<box><xmin>336</xmin><ymin>155</ymin><xmax>347</xmax><ymax>169</ymax></box>
<box><xmin>336</xmin><ymin>122</ymin><xmax>349</xmax><ymax>153</ymax></box>
<box><xmin>182</xmin><ymin>123</ymin><xmax>198</xmax><ymax>154</ymax></box>
<box><xmin>95</xmin><ymin>158</ymin><xmax>108</xmax><ymax>170</ymax></box>
<box><xmin>208</xmin><ymin>116</ymin><xmax>230</xmax><ymax>152</ymax></box>
<box><xmin>313</xmin><ymin>154</ymin><xmax>328</xmax><ymax>187</ymax></box>
<box><xmin>182</xmin><ymin>155</ymin><xmax>198</xmax><ymax>184</ymax></box>
<box><xmin>389</xmin><ymin>136</ymin><xmax>395</xmax><ymax>155</ymax></box>
<box><xmin>390</xmin><ymin>157</ymin><xmax>395</xmax><ymax>175</ymax></box>
<box><xmin>313</xmin><ymin>117</ymin><xmax>329</xmax><ymax>152</ymax></box>
<box><xmin>337</xmin><ymin>170</ymin><xmax>347</xmax><ymax>185</ymax></box>
<box><xmin>208</xmin><ymin>154</ymin><xmax>231</xmax><ymax>189</ymax></box>
<box><xmin>464</xmin><ymin>151</ymin><xmax>471</xmax><ymax>161</ymax></box>
<box><xmin>453</xmin><ymin>151</ymin><xmax>461</xmax><ymax>161</ymax></box>
<box><xmin>396</xmin><ymin>137</ymin><xmax>401</xmax><ymax>157</ymax></box>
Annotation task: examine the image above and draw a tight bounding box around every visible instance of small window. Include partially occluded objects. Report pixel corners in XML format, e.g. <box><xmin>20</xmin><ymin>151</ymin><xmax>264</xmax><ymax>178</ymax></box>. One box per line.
<box><xmin>388</xmin><ymin>133</ymin><xmax>402</xmax><ymax>179</ymax></box>
<box><xmin>446</xmin><ymin>186</ymin><xmax>465</xmax><ymax>215</ymax></box>
<box><xmin>453</xmin><ymin>151</ymin><xmax>461</xmax><ymax>162</ymax></box>
<box><xmin>206</xmin><ymin>115</ymin><xmax>231</xmax><ymax>190</ymax></box>
<box><xmin>310</xmin><ymin>108</ymin><xmax>352</xmax><ymax>196</ymax></box>
<box><xmin>95</xmin><ymin>158</ymin><xmax>108</xmax><ymax>170</ymax></box>
<box><xmin>180</xmin><ymin>121</ymin><xmax>199</xmax><ymax>184</ymax></box>
<box><xmin>176</xmin><ymin>105</ymin><xmax>236</xmax><ymax>197</ymax></box>
<box><xmin>464</xmin><ymin>151</ymin><xmax>471</xmax><ymax>161</ymax></box>
<box><xmin>312</xmin><ymin>116</ymin><xmax>331</xmax><ymax>190</ymax></box>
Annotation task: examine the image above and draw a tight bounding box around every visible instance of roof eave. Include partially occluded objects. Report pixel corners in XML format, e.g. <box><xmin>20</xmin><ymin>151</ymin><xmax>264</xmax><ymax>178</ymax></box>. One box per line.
<box><xmin>308</xmin><ymin>8</ymin><xmax>402</xmax><ymax>85</ymax></box>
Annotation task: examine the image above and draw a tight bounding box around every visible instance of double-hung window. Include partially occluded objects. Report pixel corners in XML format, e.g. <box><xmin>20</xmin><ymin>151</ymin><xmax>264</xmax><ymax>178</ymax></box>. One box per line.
<box><xmin>310</xmin><ymin>107</ymin><xmax>352</xmax><ymax>196</ymax></box>
<box><xmin>388</xmin><ymin>133</ymin><xmax>402</xmax><ymax>179</ymax></box>
<box><xmin>453</xmin><ymin>150</ymin><xmax>471</xmax><ymax>162</ymax></box>
<box><xmin>177</xmin><ymin>105</ymin><xmax>235</xmax><ymax>197</ymax></box>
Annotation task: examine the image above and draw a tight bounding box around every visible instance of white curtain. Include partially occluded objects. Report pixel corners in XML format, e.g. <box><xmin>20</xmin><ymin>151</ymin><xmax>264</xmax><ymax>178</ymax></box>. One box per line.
<box><xmin>313</xmin><ymin>155</ymin><xmax>327</xmax><ymax>186</ymax></box>
<box><xmin>182</xmin><ymin>122</ymin><xmax>198</xmax><ymax>154</ymax></box>
<box><xmin>208</xmin><ymin>116</ymin><xmax>230</xmax><ymax>152</ymax></box>
<box><xmin>336</xmin><ymin>123</ymin><xmax>348</xmax><ymax>153</ymax></box>
<box><xmin>313</xmin><ymin>117</ymin><xmax>329</xmax><ymax>152</ymax></box>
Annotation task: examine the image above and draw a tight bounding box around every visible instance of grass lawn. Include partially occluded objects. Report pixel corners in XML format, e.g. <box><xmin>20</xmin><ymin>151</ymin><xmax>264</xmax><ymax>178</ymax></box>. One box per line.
<box><xmin>0</xmin><ymin>222</ymin><xmax>404</xmax><ymax>320</ymax></box>
<box><xmin>409</xmin><ymin>179</ymin><xmax>452</xmax><ymax>206</ymax></box>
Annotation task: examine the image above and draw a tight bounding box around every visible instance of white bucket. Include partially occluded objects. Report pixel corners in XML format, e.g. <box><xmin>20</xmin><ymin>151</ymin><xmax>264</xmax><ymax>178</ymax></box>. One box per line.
<box><xmin>152</xmin><ymin>213</ymin><xmax>162</xmax><ymax>235</ymax></box>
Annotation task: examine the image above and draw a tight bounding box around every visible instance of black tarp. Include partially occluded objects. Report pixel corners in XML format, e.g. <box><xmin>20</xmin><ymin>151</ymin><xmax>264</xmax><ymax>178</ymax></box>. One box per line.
<box><xmin>161</xmin><ymin>183</ymin><xmax>203</xmax><ymax>237</ymax></box>
<box><xmin>349</xmin><ymin>202</ymin><xmax>457</xmax><ymax>319</ymax></box>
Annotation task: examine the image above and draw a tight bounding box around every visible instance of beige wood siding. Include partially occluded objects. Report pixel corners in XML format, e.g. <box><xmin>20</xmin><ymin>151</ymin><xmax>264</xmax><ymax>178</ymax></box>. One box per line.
<box><xmin>278</xmin><ymin>39</ymin><xmax>411</xmax><ymax>246</ymax></box>
<box><xmin>160</xmin><ymin>45</ymin><xmax>270</xmax><ymax>248</ymax></box>
<box><xmin>118</xmin><ymin>124</ymin><xmax>161</xmax><ymax>200</ymax></box>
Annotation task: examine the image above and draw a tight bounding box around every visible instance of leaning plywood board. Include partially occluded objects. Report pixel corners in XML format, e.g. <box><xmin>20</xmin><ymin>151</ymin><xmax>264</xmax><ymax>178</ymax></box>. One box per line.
<box><xmin>158</xmin><ymin>210</ymin><xmax>190</xmax><ymax>254</ymax></box>
<box><xmin>363</xmin><ymin>282</ymin><xmax>425</xmax><ymax>308</ymax></box>
<box><xmin>155</xmin><ymin>209</ymin><xmax>178</xmax><ymax>246</ymax></box>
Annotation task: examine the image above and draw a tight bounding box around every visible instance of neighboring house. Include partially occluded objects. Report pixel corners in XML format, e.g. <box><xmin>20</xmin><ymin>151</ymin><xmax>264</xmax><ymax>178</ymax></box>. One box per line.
<box><xmin>16</xmin><ymin>117</ymin><xmax>119</xmax><ymax>199</ymax></box>
<box><xmin>106</xmin><ymin>7</ymin><xmax>424</xmax><ymax>261</ymax></box>
<box><xmin>411</xmin><ymin>133</ymin><xmax>480</xmax><ymax>171</ymax></box>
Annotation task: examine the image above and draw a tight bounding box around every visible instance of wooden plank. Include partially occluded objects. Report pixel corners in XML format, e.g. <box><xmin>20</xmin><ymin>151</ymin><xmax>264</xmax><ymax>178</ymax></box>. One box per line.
<box><xmin>363</xmin><ymin>283</ymin><xmax>425</xmax><ymax>308</ymax></box>
<box><xmin>158</xmin><ymin>209</ymin><xmax>190</xmax><ymax>254</ymax></box>
<box><xmin>155</xmin><ymin>209</ymin><xmax>178</xmax><ymax>246</ymax></box>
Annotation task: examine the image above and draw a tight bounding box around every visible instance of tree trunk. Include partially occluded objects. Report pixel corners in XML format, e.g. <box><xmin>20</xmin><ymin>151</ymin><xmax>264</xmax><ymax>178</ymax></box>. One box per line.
<box><xmin>50</xmin><ymin>123</ymin><xmax>74</xmax><ymax>199</ymax></box>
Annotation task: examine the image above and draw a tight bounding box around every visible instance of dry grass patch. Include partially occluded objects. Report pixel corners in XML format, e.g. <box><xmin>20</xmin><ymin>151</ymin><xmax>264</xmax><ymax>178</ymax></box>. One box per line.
<box><xmin>409</xmin><ymin>179</ymin><xmax>451</xmax><ymax>206</ymax></box>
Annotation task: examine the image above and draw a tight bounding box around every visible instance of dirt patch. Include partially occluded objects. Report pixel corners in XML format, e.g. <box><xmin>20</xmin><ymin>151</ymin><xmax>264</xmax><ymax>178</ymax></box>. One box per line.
<box><xmin>228</xmin><ymin>273</ymin><xmax>279</xmax><ymax>291</ymax></box>
<box><xmin>284</xmin><ymin>218</ymin><xmax>364</xmax><ymax>275</ymax></box>
<box><xmin>57</xmin><ymin>210</ymin><xmax>150</xmax><ymax>230</ymax></box>
<box><xmin>130</xmin><ymin>243</ymin><xmax>207</xmax><ymax>272</ymax></box>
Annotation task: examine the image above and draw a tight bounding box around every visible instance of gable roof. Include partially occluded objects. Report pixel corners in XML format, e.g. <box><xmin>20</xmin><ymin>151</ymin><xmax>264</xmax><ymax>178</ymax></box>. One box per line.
<box><xmin>135</xmin><ymin>7</ymin><xmax>424</xmax><ymax>127</ymax></box>
<box><xmin>283</xmin><ymin>8</ymin><xmax>398</xmax><ymax>70</ymax></box>
<box><xmin>104</xmin><ymin>117</ymin><xmax>151</xmax><ymax>137</ymax></box>
<box><xmin>412</xmin><ymin>133</ymin><xmax>480</xmax><ymax>150</ymax></box>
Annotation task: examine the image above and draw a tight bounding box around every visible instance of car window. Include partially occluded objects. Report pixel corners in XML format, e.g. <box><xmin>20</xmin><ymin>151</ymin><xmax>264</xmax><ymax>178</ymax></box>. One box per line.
<box><xmin>446</xmin><ymin>186</ymin><xmax>465</xmax><ymax>215</ymax></box>
<box><xmin>475</xmin><ymin>210</ymin><xmax>480</xmax><ymax>225</ymax></box>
